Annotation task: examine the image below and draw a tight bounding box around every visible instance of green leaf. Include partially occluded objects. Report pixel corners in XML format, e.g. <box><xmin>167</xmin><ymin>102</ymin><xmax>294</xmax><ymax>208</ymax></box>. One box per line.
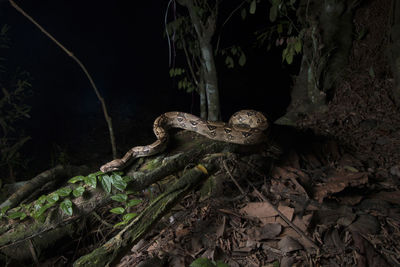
<box><xmin>269</xmin><ymin>5</ymin><xmax>278</xmax><ymax>22</ymax></box>
<box><xmin>125</xmin><ymin>190</ymin><xmax>136</xmax><ymax>195</ymax></box>
<box><xmin>60</xmin><ymin>199</ymin><xmax>73</xmax><ymax>216</ymax></box>
<box><xmin>249</xmin><ymin>0</ymin><xmax>256</xmax><ymax>14</ymax></box>
<box><xmin>19</xmin><ymin>212</ymin><xmax>27</xmax><ymax>220</ymax></box>
<box><xmin>111</xmin><ymin>194</ymin><xmax>128</xmax><ymax>202</ymax></box>
<box><xmin>190</xmin><ymin>258</ymin><xmax>216</xmax><ymax>267</ymax></box>
<box><xmin>238</xmin><ymin>52</ymin><xmax>246</xmax><ymax>67</ymax></box>
<box><xmin>100</xmin><ymin>175</ymin><xmax>112</xmax><ymax>193</ymax></box>
<box><xmin>241</xmin><ymin>8</ymin><xmax>247</xmax><ymax>20</ymax></box>
<box><xmin>73</xmin><ymin>186</ymin><xmax>85</xmax><ymax>197</ymax></box>
<box><xmin>294</xmin><ymin>38</ymin><xmax>302</xmax><ymax>53</ymax></box>
<box><xmin>8</xmin><ymin>211</ymin><xmax>26</xmax><ymax>220</ymax></box>
<box><xmin>84</xmin><ymin>174</ymin><xmax>97</xmax><ymax>188</ymax></box>
<box><xmin>111</xmin><ymin>174</ymin><xmax>127</xmax><ymax>191</ymax></box>
<box><xmin>68</xmin><ymin>175</ymin><xmax>84</xmax><ymax>183</ymax></box>
<box><xmin>127</xmin><ymin>199</ymin><xmax>142</xmax><ymax>207</ymax></box>
<box><xmin>123</xmin><ymin>213</ymin><xmax>137</xmax><ymax>222</ymax></box>
<box><xmin>114</xmin><ymin>221</ymin><xmax>128</xmax><ymax>227</ymax></box>
<box><xmin>38</xmin><ymin>195</ymin><xmax>47</xmax><ymax>204</ymax></box>
<box><xmin>290</xmin><ymin>0</ymin><xmax>296</xmax><ymax>4</ymax></box>
<box><xmin>225</xmin><ymin>56</ymin><xmax>234</xmax><ymax>68</ymax></box>
<box><xmin>93</xmin><ymin>171</ymin><xmax>104</xmax><ymax>176</ymax></box>
<box><xmin>1</xmin><ymin>206</ymin><xmax>10</xmax><ymax>215</ymax></box>
<box><xmin>34</xmin><ymin>203</ymin><xmax>42</xmax><ymax>212</ymax></box>
<box><xmin>47</xmin><ymin>193</ymin><xmax>59</xmax><ymax>204</ymax></box>
<box><xmin>110</xmin><ymin>207</ymin><xmax>125</xmax><ymax>214</ymax></box>
<box><xmin>286</xmin><ymin>50</ymin><xmax>294</xmax><ymax>64</ymax></box>
<box><xmin>35</xmin><ymin>202</ymin><xmax>54</xmax><ymax>218</ymax></box>
<box><xmin>57</xmin><ymin>187</ymin><xmax>72</xmax><ymax>197</ymax></box>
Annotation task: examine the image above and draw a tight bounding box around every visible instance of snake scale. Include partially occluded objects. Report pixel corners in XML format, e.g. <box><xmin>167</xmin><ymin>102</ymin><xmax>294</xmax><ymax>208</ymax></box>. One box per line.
<box><xmin>100</xmin><ymin>110</ymin><xmax>268</xmax><ymax>172</ymax></box>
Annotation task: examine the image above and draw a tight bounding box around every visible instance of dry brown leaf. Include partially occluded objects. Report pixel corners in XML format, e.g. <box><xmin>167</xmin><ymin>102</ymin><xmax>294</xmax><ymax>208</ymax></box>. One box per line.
<box><xmin>247</xmin><ymin>223</ymin><xmax>282</xmax><ymax>241</ymax></box>
<box><xmin>215</xmin><ymin>216</ymin><xmax>226</xmax><ymax>238</ymax></box>
<box><xmin>352</xmin><ymin>231</ymin><xmax>389</xmax><ymax>266</ymax></box>
<box><xmin>169</xmin><ymin>255</ymin><xmax>185</xmax><ymax>267</ymax></box>
<box><xmin>337</xmin><ymin>194</ymin><xmax>364</xmax><ymax>205</ymax></box>
<box><xmin>349</xmin><ymin>214</ymin><xmax>380</xmax><ymax>235</ymax></box>
<box><xmin>278</xmin><ymin>236</ymin><xmax>303</xmax><ymax>253</ymax></box>
<box><xmin>240</xmin><ymin>202</ymin><xmax>278</xmax><ymax>218</ymax></box>
<box><xmin>280</xmin><ymin>256</ymin><xmax>296</xmax><ymax>267</ymax></box>
<box><xmin>371</xmin><ymin>190</ymin><xmax>400</xmax><ymax>205</ymax></box>
<box><xmin>190</xmin><ymin>235</ymin><xmax>203</xmax><ymax>254</ymax></box>
<box><xmin>260</xmin><ymin>216</ymin><xmax>277</xmax><ymax>225</ymax></box>
<box><xmin>313</xmin><ymin>172</ymin><xmax>368</xmax><ymax>202</ymax></box>
<box><xmin>292</xmin><ymin>215</ymin><xmax>308</xmax><ymax>232</ymax></box>
<box><xmin>280</xmin><ymin>227</ymin><xmax>301</xmax><ymax>239</ymax></box>
<box><xmin>175</xmin><ymin>224</ymin><xmax>190</xmax><ymax>239</ymax></box>
<box><xmin>278</xmin><ymin>204</ymin><xmax>294</xmax><ymax>221</ymax></box>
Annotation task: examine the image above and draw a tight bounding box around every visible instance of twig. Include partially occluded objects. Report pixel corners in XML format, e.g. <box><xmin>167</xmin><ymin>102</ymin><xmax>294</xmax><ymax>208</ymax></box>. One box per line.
<box><xmin>9</xmin><ymin>0</ymin><xmax>117</xmax><ymax>159</ymax></box>
<box><xmin>215</xmin><ymin>0</ymin><xmax>247</xmax><ymax>52</ymax></box>
<box><xmin>28</xmin><ymin>239</ymin><xmax>39</xmax><ymax>265</ymax></box>
<box><xmin>247</xmin><ymin>180</ymin><xmax>321</xmax><ymax>251</ymax></box>
<box><xmin>223</xmin><ymin>160</ymin><xmax>245</xmax><ymax>195</ymax></box>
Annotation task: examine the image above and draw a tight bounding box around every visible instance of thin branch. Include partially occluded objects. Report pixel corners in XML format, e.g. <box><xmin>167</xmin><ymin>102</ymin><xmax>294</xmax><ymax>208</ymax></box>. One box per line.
<box><xmin>9</xmin><ymin>0</ymin><xmax>117</xmax><ymax>159</ymax></box>
<box><xmin>248</xmin><ymin>179</ymin><xmax>321</xmax><ymax>251</ymax></box>
<box><xmin>215</xmin><ymin>0</ymin><xmax>247</xmax><ymax>52</ymax></box>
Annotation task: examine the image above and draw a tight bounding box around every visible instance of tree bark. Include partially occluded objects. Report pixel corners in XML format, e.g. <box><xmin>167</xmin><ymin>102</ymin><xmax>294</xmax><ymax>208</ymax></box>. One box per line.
<box><xmin>74</xmin><ymin>162</ymin><xmax>218</xmax><ymax>267</ymax></box>
<box><xmin>277</xmin><ymin>0</ymin><xmax>356</xmax><ymax>125</ymax></box>
<box><xmin>183</xmin><ymin>0</ymin><xmax>221</xmax><ymax>121</ymax></box>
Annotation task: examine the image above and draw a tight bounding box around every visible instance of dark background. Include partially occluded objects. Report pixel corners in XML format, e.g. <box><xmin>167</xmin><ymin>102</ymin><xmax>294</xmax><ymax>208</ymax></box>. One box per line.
<box><xmin>0</xmin><ymin>0</ymin><xmax>293</xmax><ymax>176</ymax></box>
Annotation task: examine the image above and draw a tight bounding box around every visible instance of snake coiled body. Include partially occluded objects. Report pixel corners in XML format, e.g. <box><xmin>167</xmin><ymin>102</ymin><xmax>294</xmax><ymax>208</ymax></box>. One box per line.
<box><xmin>100</xmin><ymin>110</ymin><xmax>268</xmax><ymax>172</ymax></box>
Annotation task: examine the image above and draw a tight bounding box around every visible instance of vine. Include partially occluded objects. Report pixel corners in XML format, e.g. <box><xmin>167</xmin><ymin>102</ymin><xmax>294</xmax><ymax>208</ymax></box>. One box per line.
<box><xmin>1</xmin><ymin>171</ymin><xmax>142</xmax><ymax>227</ymax></box>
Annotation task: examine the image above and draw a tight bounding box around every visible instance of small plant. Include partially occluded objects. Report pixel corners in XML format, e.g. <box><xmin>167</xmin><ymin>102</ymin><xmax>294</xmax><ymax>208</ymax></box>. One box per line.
<box><xmin>110</xmin><ymin>190</ymin><xmax>142</xmax><ymax>227</ymax></box>
<box><xmin>251</xmin><ymin>0</ymin><xmax>302</xmax><ymax>65</ymax></box>
<box><xmin>0</xmin><ymin>171</ymin><xmax>135</xmax><ymax>222</ymax></box>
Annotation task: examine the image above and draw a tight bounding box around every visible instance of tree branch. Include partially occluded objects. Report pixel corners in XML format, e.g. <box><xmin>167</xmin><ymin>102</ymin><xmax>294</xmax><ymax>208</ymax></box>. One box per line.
<box><xmin>8</xmin><ymin>0</ymin><xmax>118</xmax><ymax>159</ymax></box>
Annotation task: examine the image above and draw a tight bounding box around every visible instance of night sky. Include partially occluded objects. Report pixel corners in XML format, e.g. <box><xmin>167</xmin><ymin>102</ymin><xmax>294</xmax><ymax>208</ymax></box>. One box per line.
<box><xmin>0</xmin><ymin>0</ymin><xmax>292</xmax><ymax>176</ymax></box>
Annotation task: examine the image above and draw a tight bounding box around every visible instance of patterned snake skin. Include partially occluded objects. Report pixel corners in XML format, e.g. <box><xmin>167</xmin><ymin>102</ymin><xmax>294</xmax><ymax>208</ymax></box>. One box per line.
<box><xmin>100</xmin><ymin>110</ymin><xmax>268</xmax><ymax>172</ymax></box>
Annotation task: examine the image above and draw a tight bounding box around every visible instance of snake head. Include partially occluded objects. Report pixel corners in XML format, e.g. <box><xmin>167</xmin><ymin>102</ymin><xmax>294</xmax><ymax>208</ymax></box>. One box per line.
<box><xmin>100</xmin><ymin>159</ymin><xmax>125</xmax><ymax>173</ymax></box>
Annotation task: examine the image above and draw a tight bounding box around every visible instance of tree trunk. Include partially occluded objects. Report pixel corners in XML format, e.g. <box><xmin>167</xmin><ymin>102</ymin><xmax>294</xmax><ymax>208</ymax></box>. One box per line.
<box><xmin>183</xmin><ymin>0</ymin><xmax>221</xmax><ymax>121</ymax></box>
<box><xmin>201</xmin><ymin>41</ymin><xmax>221</xmax><ymax>121</ymax></box>
<box><xmin>277</xmin><ymin>0</ymin><xmax>356</xmax><ymax>125</ymax></box>
<box><xmin>199</xmin><ymin>79</ymin><xmax>207</xmax><ymax>119</ymax></box>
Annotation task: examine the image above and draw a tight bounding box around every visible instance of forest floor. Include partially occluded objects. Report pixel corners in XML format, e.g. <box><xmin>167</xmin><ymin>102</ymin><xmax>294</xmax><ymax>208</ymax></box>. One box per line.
<box><xmin>32</xmin><ymin>0</ymin><xmax>400</xmax><ymax>266</ymax></box>
<box><xmin>113</xmin><ymin>1</ymin><xmax>400</xmax><ymax>266</ymax></box>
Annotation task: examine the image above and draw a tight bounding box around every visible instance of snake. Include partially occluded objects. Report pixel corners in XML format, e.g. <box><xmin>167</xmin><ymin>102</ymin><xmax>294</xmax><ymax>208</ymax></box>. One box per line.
<box><xmin>100</xmin><ymin>110</ymin><xmax>268</xmax><ymax>172</ymax></box>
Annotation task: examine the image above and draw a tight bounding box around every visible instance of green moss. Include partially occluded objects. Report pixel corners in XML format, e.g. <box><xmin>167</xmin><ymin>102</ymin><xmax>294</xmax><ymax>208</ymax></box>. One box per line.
<box><xmin>139</xmin><ymin>158</ymin><xmax>162</xmax><ymax>171</ymax></box>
